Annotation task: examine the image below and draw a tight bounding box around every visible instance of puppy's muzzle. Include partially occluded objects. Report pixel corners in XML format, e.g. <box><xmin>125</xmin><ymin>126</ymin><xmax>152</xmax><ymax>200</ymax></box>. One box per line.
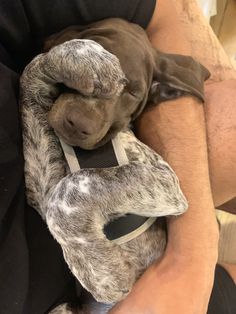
<box><xmin>64</xmin><ymin>111</ymin><xmax>98</xmax><ymax>138</ymax></box>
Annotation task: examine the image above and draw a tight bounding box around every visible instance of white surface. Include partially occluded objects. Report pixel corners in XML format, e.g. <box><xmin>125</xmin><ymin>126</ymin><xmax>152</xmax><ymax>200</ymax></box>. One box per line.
<box><xmin>197</xmin><ymin>0</ymin><xmax>217</xmax><ymax>21</ymax></box>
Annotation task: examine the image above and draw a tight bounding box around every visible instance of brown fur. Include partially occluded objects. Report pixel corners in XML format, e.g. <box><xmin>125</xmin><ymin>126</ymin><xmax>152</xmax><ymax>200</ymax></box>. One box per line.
<box><xmin>44</xmin><ymin>18</ymin><xmax>209</xmax><ymax>149</ymax></box>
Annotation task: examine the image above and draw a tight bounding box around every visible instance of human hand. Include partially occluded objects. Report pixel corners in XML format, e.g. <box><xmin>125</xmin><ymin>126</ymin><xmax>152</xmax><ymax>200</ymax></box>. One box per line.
<box><xmin>109</xmin><ymin>249</ymin><xmax>217</xmax><ymax>314</ymax></box>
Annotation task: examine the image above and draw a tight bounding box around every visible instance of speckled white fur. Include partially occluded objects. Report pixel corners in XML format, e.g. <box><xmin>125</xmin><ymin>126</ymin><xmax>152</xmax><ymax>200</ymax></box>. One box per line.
<box><xmin>20</xmin><ymin>39</ymin><xmax>188</xmax><ymax>314</ymax></box>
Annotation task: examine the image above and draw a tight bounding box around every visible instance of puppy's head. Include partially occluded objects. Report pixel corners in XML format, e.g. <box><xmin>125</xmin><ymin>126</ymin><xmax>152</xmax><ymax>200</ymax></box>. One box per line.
<box><xmin>44</xmin><ymin>18</ymin><xmax>209</xmax><ymax>149</ymax></box>
<box><xmin>48</xmin><ymin>86</ymin><xmax>140</xmax><ymax>149</ymax></box>
<box><xmin>44</xmin><ymin>19</ymin><xmax>153</xmax><ymax>149</ymax></box>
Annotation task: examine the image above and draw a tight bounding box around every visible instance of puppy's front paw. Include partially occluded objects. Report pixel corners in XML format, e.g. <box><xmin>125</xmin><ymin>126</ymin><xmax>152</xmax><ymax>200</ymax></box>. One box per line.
<box><xmin>45</xmin><ymin>39</ymin><xmax>127</xmax><ymax>97</ymax></box>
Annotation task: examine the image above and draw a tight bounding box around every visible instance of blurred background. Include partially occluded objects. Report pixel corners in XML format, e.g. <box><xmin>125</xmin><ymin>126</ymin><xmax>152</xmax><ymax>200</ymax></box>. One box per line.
<box><xmin>198</xmin><ymin>0</ymin><xmax>236</xmax><ymax>68</ymax></box>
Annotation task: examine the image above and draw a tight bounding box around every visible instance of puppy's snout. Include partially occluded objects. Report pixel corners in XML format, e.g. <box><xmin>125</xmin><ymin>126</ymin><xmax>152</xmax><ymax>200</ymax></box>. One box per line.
<box><xmin>64</xmin><ymin>112</ymin><xmax>96</xmax><ymax>137</ymax></box>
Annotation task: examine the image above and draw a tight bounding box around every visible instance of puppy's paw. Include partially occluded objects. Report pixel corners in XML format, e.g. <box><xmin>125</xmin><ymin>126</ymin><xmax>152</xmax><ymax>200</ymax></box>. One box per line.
<box><xmin>45</xmin><ymin>39</ymin><xmax>127</xmax><ymax>97</ymax></box>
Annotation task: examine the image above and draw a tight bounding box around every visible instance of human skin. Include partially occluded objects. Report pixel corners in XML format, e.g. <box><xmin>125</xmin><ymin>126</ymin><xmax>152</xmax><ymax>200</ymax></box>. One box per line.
<box><xmin>110</xmin><ymin>0</ymin><xmax>236</xmax><ymax>313</ymax></box>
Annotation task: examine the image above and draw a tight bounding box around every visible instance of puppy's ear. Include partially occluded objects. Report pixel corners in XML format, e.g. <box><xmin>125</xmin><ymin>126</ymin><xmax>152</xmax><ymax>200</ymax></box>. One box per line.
<box><xmin>43</xmin><ymin>25</ymin><xmax>86</xmax><ymax>52</ymax></box>
<box><xmin>149</xmin><ymin>49</ymin><xmax>210</xmax><ymax>104</ymax></box>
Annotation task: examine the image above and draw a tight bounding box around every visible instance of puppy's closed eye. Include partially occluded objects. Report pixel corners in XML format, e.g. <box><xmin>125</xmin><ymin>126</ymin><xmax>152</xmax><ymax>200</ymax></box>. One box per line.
<box><xmin>123</xmin><ymin>80</ymin><xmax>144</xmax><ymax>100</ymax></box>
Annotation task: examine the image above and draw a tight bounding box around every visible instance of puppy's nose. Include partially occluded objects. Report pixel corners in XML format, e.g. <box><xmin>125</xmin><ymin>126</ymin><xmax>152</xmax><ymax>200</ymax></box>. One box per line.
<box><xmin>64</xmin><ymin>112</ymin><xmax>96</xmax><ymax>137</ymax></box>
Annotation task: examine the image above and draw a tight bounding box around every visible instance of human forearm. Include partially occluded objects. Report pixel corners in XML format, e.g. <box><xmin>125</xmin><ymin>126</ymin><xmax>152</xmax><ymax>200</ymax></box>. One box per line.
<box><xmin>144</xmin><ymin>0</ymin><xmax>219</xmax><ymax>257</ymax></box>
<box><xmin>133</xmin><ymin>97</ymin><xmax>218</xmax><ymax>314</ymax></box>
<box><xmin>135</xmin><ymin>97</ymin><xmax>219</xmax><ymax>256</ymax></box>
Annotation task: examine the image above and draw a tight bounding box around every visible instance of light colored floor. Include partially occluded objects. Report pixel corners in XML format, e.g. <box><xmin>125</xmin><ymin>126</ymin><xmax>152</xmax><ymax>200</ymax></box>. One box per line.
<box><xmin>209</xmin><ymin>0</ymin><xmax>236</xmax><ymax>264</ymax></box>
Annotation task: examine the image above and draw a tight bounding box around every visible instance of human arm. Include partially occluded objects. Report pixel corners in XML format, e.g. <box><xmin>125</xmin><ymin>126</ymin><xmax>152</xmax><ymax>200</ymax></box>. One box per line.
<box><xmin>144</xmin><ymin>0</ymin><xmax>219</xmax><ymax>261</ymax></box>
<box><xmin>110</xmin><ymin>1</ymin><xmax>219</xmax><ymax>313</ymax></box>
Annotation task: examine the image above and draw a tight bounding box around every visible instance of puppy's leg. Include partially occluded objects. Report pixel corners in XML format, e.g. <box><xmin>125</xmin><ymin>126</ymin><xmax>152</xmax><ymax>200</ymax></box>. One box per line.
<box><xmin>46</xmin><ymin>161</ymin><xmax>186</xmax><ymax>303</ymax></box>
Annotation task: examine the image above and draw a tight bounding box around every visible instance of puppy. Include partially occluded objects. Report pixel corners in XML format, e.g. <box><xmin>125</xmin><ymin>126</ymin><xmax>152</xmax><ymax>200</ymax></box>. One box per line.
<box><xmin>21</xmin><ymin>18</ymin><xmax>209</xmax><ymax>313</ymax></box>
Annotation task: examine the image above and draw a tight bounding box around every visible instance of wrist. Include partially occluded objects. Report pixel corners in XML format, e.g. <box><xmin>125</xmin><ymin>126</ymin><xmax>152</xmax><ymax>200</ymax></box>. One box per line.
<box><xmin>166</xmin><ymin>205</ymin><xmax>219</xmax><ymax>258</ymax></box>
<box><xmin>166</xmin><ymin>228</ymin><xmax>219</xmax><ymax>264</ymax></box>
<box><xmin>156</xmin><ymin>243</ymin><xmax>218</xmax><ymax>273</ymax></box>
<box><xmin>166</xmin><ymin>242</ymin><xmax>219</xmax><ymax>264</ymax></box>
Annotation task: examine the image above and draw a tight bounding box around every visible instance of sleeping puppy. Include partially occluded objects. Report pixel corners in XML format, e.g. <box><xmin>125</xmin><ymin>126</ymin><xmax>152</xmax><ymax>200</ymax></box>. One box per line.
<box><xmin>43</xmin><ymin>18</ymin><xmax>209</xmax><ymax>150</ymax></box>
<box><xmin>21</xmin><ymin>18</ymin><xmax>209</xmax><ymax>313</ymax></box>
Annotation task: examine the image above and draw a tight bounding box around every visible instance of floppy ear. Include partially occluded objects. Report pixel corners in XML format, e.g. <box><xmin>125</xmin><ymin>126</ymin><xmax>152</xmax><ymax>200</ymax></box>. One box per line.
<box><xmin>149</xmin><ymin>49</ymin><xmax>210</xmax><ymax>104</ymax></box>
